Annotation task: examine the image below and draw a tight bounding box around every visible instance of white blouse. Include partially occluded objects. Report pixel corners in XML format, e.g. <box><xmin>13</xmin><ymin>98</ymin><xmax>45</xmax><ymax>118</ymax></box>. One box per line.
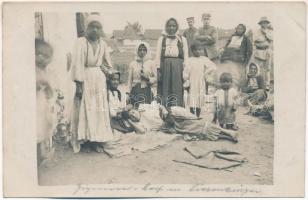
<box><xmin>155</xmin><ymin>36</ymin><xmax>189</xmax><ymax>67</ymax></box>
<box><xmin>228</xmin><ymin>36</ymin><xmax>244</xmax><ymax>49</ymax></box>
<box><xmin>108</xmin><ymin>90</ymin><xmax>125</xmax><ymax>118</ymax></box>
<box><xmin>127</xmin><ymin>59</ymin><xmax>157</xmax><ymax>91</ymax></box>
<box><xmin>71</xmin><ymin>37</ymin><xmax>113</xmax><ymax>82</ymax></box>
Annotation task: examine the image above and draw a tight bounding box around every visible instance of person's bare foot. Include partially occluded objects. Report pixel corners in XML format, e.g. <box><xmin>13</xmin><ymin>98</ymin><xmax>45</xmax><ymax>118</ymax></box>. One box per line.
<box><xmin>92</xmin><ymin>143</ymin><xmax>105</xmax><ymax>153</ymax></box>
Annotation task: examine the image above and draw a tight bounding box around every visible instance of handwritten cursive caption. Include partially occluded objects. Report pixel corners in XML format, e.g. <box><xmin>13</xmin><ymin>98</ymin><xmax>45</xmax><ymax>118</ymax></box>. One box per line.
<box><xmin>73</xmin><ymin>183</ymin><xmax>261</xmax><ymax>196</ymax></box>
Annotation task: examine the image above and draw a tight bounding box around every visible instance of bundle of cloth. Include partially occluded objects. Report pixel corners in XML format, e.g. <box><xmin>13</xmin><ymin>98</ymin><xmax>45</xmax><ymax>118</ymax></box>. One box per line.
<box><xmin>173</xmin><ymin>147</ymin><xmax>247</xmax><ymax>171</ymax></box>
<box><xmin>160</xmin><ymin>106</ymin><xmax>238</xmax><ymax>143</ymax></box>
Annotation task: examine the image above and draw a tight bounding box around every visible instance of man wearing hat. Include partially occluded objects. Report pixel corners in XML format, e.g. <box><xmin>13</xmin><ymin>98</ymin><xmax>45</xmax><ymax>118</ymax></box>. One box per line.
<box><xmin>182</xmin><ymin>17</ymin><xmax>197</xmax><ymax>57</ymax></box>
<box><xmin>195</xmin><ymin>13</ymin><xmax>219</xmax><ymax>61</ymax></box>
<box><xmin>253</xmin><ymin>16</ymin><xmax>273</xmax><ymax>89</ymax></box>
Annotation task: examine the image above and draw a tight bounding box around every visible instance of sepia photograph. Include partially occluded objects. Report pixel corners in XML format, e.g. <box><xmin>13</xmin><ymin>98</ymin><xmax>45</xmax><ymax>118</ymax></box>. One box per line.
<box><xmin>35</xmin><ymin>6</ymin><xmax>274</xmax><ymax>186</ymax></box>
<box><xmin>2</xmin><ymin>1</ymin><xmax>306</xmax><ymax>198</ymax></box>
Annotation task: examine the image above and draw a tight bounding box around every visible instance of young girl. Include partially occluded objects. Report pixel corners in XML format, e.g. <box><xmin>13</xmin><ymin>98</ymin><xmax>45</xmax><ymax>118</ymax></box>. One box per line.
<box><xmin>214</xmin><ymin>73</ymin><xmax>239</xmax><ymax>130</ymax></box>
<box><xmin>127</xmin><ymin>42</ymin><xmax>156</xmax><ymax>108</ymax></box>
<box><xmin>183</xmin><ymin>40</ymin><xmax>217</xmax><ymax>117</ymax></box>
<box><xmin>35</xmin><ymin>39</ymin><xmax>55</xmax><ymax>165</ymax></box>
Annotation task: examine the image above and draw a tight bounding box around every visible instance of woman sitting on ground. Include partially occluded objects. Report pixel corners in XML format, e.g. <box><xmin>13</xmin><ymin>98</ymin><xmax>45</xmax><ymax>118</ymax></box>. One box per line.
<box><xmin>247</xmin><ymin>80</ymin><xmax>274</xmax><ymax>121</ymax></box>
<box><xmin>108</xmin><ymin>71</ymin><xmax>145</xmax><ymax>134</ymax></box>
<box><xmin>242</xmin><ymin>62</ymin><xmax>267</xmax><ymax>104</ymax></box>
<box><xmin>219</xmin><ymin>24</ymin><xmax>253</xmax><ymax>90</ymax></box>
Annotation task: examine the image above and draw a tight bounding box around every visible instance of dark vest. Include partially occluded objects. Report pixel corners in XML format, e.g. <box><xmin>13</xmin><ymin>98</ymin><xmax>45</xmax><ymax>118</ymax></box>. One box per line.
<box><xmin>160</xmin><ymin>36</ymin><xmax>184</xmax><ymax>60</ymax></box>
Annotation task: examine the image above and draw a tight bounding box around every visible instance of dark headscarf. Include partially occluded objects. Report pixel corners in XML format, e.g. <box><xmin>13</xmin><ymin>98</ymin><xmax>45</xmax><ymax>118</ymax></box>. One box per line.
<box><xmin>107</xmin><ymin>71</ymin><xmax>121</xmax><ymax>101</ymax></box>
<box><xmin>164</xmin><ymin>18</ymin><xmax>180</xmax><ymax>38</ymax></box>
<box><xmin>234</xmin><ymin>24</ymin><xmax>247</xmax><ymax>36</ymax></box>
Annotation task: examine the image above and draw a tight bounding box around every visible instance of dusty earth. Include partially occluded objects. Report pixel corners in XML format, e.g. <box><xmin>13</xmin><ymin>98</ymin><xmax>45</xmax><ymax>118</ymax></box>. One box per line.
<box><xmin>38</xmin><ymin>105</ymin><xmax>273</xmax><ymax>186</ymax></box>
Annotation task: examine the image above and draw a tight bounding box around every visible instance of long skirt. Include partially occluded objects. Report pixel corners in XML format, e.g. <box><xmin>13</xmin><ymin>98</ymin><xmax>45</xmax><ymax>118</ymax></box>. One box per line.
<box><xmin>159</xmin><ymin>58</ymin><xmax>184</xmax><ymax>107</ymax></box>
<box><xmin>129</xmin><ymin>83</ymin><xmax>153</xmax><ymax>109</ymax></box>
<box><xmin>175</xmin><ymin>119</ymin><xmax>237</xmax><ymax>142</ymax></box>
<box><xmin>70</xmin><ymin>67</ymin><xmax>114</xmax><ymax>153</ymax></box>
<box><xmin>217</xmin><ymin>60</ymin><xmax>246</xmax><ymax>90</ymax></box>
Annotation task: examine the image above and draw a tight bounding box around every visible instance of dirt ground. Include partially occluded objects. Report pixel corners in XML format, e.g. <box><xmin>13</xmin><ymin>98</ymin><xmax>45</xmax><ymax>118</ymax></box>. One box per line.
<box><xmin>38</xmin><ymin>105</ymin><xmax>273</xmax><ymax>185</ymax></box>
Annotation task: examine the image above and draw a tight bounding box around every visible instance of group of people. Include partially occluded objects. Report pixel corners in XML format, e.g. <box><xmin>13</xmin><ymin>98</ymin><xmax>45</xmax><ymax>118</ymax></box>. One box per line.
<box><xmin>36</xmin><ymin>13</ymin><xmax>274</xmax><ymax>164</ymax></box>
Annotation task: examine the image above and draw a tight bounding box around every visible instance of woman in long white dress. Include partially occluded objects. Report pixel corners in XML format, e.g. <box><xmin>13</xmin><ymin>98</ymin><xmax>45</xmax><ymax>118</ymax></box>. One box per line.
<box><xmin>70</xmin><ymin>14</ymin><xmax>114</xmax><ymax>153</ymax></box>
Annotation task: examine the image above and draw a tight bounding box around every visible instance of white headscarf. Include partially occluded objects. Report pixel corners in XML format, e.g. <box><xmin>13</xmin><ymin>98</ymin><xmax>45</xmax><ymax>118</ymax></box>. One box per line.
<box><xmin>86</xmin><ymin>14</ymin><xmax>103</xmax><ymax>28</ymax></box>
<box><xmin>135</xmin><ymin>41</ymin><xmax>152</xmax><ymax>61</ymax></box>
<box><xmin>247</xmin><ymin>62</ymin><xmax>260</xmax><ymax>76</ymax></box>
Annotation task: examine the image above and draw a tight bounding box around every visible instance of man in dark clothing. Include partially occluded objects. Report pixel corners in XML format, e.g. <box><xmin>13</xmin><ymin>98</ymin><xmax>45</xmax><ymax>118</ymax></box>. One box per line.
<box><xmin>182</xmin><ymin>17</ymin><xmax>197</xmax><ymax>57</ymax></box>
<box><xmin>195</xmin><ymin>13</ymin><xmax>219</xmax><ymax>61</ymax></box>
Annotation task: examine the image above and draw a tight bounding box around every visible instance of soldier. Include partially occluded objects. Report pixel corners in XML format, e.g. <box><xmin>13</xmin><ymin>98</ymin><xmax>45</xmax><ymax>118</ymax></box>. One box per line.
<box><xmin>253</xmin><ymin>16</ymin><xmax>273</xmax><ymax>90</ymax></box>
<box><xmin>182</xmin><ymin>17</ymin><xmax>198</xmax><ymax>57</ymax></box>
<box><xmin>195</xmin><ymin>13</ymin><xmax>219</xmax><ymax>62</ymax></box>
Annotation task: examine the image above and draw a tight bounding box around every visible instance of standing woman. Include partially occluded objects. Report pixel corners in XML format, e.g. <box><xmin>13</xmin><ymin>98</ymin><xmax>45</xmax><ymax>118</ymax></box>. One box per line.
<box><xmin>156</xmin><ymin>18</ymin><xmax>189</xmax><ymax>107</ymax></box>
<box><xmin>70</xmin><ymin>14</ymin><xmax>114</xmax><ymax>153</ymax></box>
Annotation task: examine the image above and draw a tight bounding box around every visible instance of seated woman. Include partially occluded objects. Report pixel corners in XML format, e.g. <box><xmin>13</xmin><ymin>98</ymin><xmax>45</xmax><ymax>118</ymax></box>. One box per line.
<box><xmin>108</xmin><ymin>71</ymin><xmax>145</xmax><ymax>134</ymax></box>
<box><xmin>108</xmin><ymin>71</ymin><xmax>134</xmax><ymax>133</ymax></box>
<box><xmin>221</xmin><ymin>24</ymin><xmax>252</xmax><ymax>64</ymax></box>
<box><xmin>219</xmin><ymin>24</ymin><xmax>253</xmax><ymax>90</ymax></box>
<box><xmin>242</xmin><ymin>62</ymin><xmax>267</xmax><ymax>104</ymax></box>
<box><xmin>159</xmin><ymin>106</ymin><xmax>238</xmax><ymax>143</ymax></box>
<box><xmin>247</xmin><ymin>80</ymin><xmax>274</xmax><ymax>121</ymax></box>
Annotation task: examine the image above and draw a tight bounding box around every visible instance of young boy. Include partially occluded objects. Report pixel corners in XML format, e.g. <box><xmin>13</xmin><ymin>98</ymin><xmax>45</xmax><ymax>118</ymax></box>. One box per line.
<box><xmin>35</xmin><ymin>39</ymin><xmax>55</xmax><ymax>165</ymax></box>
<box><xmin>183</xmin><ymin>40</ymin><xmax>217</xmax><ymax>117</ymax></box>
<box><xmin>214</xmin><ymin>73</ymin><xmax>239</xmax><ymax>130</ymax></box>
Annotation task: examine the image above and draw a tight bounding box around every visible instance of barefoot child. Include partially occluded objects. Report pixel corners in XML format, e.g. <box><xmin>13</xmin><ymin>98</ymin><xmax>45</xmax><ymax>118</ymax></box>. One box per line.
<box><xmin>127</xmin><ymin>42</ymin><xmax>156</xmax><ymax>108</ymax></box>
<box><xmin>214</xmin><ymin>73</ymin><xmax>239</xmax><ymax>130</ymax></box>
<box><xmin>183</xmin><ymin>40</ymin><xmax>217</xmax><ymax>117</ymax></box>
<box><xmin>35</xmin><ymin>39</ymin><xmax>55</xmax><ymax>165</ymax></box>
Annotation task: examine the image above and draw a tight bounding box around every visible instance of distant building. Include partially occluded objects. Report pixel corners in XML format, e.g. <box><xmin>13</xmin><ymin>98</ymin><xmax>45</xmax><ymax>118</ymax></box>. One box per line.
<box><xmin>143</xmin><ymin>29</ymin><xmax>162</xmax><ymax>46</ymax></box>
<box><xmin>103</xmin><ymin>38</ymin><xmax>119</xmax><ymax>54</ymax></box>
<box><xmin>112</xmin><ymin>29</ymin><xmax>144</xmax><ymax>46</ymax></box>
